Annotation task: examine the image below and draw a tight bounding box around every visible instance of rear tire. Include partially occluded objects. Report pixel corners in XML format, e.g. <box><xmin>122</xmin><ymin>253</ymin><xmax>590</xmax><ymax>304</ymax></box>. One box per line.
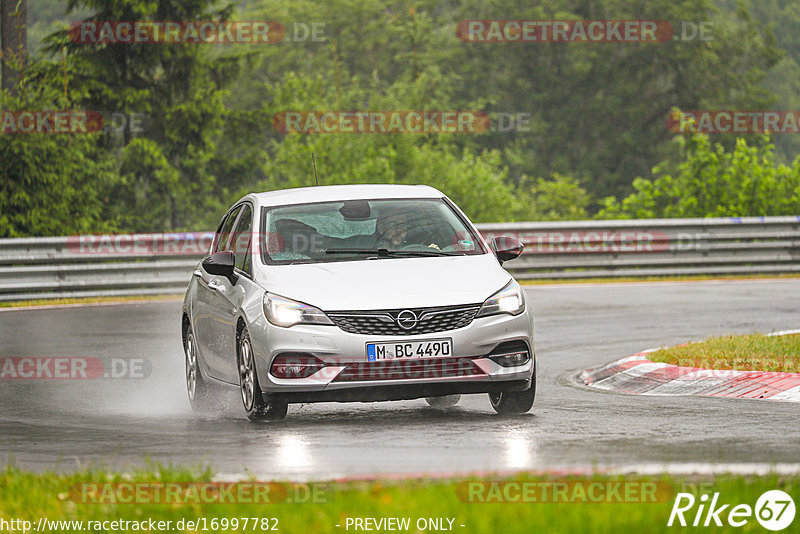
<box><xmin>489</xmin><ymin>363</ymin><xmax>536</xmax><ymax>415</ymax></box>
<box><xmin>184</xmin><ymin>327</ymin><xmax>216</xmax><ymax>414</ymax></box>
<box><xmin>238</xmin><ymin>327</ymin><xmax>288</xmax><ymax>421</ymax></box>
<box><xmin>425</xmin><ymin>395</ymin><xmax>461</xmax><ymax>408</ymax></box>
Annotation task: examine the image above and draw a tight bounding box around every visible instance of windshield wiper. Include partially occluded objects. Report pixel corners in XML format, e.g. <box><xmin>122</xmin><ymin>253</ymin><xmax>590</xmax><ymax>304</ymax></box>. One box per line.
<box><xmin>324</xmin><ymin>248</ymin><xmax>459</xmax><ymax>257</ymax></box>
<box><xmin>325</xmin><ymin>248</ymin><xmax>391</xmax><ymax>256</ymax></box>
<box><xmin>386</xmin><ymin>249</ymin><xmax>460</xmax><ymax>257</ymax></box>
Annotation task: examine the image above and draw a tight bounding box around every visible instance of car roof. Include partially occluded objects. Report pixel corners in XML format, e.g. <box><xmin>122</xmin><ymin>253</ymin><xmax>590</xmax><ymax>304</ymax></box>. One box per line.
<box><xmin>245</xmin><ymin>184</ymin><xmax>444</xmax><ymax>207</ymax></box>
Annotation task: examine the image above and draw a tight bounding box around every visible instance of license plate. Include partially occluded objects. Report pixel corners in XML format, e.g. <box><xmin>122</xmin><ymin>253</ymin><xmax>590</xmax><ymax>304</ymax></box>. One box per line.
<box><xmin>366</xmin><ymin>339</ymin><xmax>452</xmax><ymax>361</ymax></box>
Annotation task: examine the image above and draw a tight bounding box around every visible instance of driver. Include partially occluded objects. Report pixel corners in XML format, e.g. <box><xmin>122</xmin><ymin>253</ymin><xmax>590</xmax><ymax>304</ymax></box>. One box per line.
<box><xmin>375</xmin><ymin>211</ymin><xmax>440</xmax><ymax>250</ymax></box>
<box><xmin>376</xmin><ymin>212</ymin><xmax>409</xmax><ymax>248</ymax></box>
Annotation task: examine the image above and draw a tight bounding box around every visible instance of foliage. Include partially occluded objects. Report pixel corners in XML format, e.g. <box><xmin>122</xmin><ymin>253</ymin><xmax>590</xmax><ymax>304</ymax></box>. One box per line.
<box><xmin>427</xmin><ymin>0</ymin><xmax>781</xmax><ymax>198</ymax></box>
<box><xmin>223</xmin><ymin>0</ymin><xmax>785</xmax><ymax>207</ymax></box>
<box><xmin>0</xmin><ymin>78</ymin><xmax>116</xmax><ymax>237</ymax></box>
<box><xmin>1</xmin><ymin>0</ymin><xmax>795</xmax><ymax>236</ymax></box>
<box><xmin>597</xmin><ymin>132</ymin><xmax>800</xmax><ymax>218</ymax></box>
<box><xmin>515</xmin><ymin>174</ymin><xmax>591</xmax><ymax>221</ymax></box>
<box><xmin>716</xmin><ymin>0</ymin><xmax>800</xmax><ymax>164</ymax></box>
<box><xmin>38</xmin><ymin>0</ymin><xmax>241</xmax><ymax>231</ymax></box>
<box><xmin>219</xmin><ymin>71</ymin><xmax>519</xmax><ymax>224</ymax></box>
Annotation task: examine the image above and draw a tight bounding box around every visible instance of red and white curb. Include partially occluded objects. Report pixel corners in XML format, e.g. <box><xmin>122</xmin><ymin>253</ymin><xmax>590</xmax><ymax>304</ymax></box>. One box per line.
<box><xmin>580</xmin><ymin>330</ymin><xmax>800</xmax><ymax>403</ymax></box>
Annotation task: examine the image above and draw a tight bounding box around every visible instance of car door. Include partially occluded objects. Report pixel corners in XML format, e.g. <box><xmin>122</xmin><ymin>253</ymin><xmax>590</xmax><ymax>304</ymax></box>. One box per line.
<box><xmin>193</xmin><ymin>205</ymin><xmax>242</xmax><ymax>383</ymax></box>
<box><xmin>207</xmin><ymin>203</ymin><xmax>257</xmax><ymax>383</ymax></box>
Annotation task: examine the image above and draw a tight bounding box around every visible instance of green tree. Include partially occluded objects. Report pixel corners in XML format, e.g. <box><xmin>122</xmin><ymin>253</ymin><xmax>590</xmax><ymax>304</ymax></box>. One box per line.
<box><xmin>7</xmin><ymin>0</ymin><xmax>791</xmax><ymax>235</ymax></box>
<box><xmin>597</xmin><ymin>132</ymin><xmax>800</xmax><ymax>218</ymax></box>
<box><xmin>515</xmin><ymin>174</ymin><xmax>591</xmax><ymax>221</ymax></box>
<box><xmin>0</xmin><ymin>81</ymin><xmax>115</xmax><ymax>236</ymax></box>
<box><xmin>233</xmin><ymin>71</ymin><xmax>520</xmax><ymax>224</ymax></box>
<box><xmin>444</xmin><ymin>0</ymin><xmax>782</xmax><ymax>200</ymax></box>
<box><xmin>717</xmin><ymin>0</ymin><xmax>800</xmax><ymax>164</ymax></box>
<box><xmin>43</xmin><ymin>0</ymin><xmax>241</xmax><ymax>231</ymax></box>
<box><xmin>1</xmin><ymin>0</ymin><xmax>28</xmax><ymax>94</ymax></box>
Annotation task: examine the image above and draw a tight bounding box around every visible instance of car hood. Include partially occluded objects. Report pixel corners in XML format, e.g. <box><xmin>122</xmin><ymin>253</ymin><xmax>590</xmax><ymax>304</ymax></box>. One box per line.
<box><xmin>256</xmin><ymin>254</ymin><xmax>511</xmax><ymax>311</ymax></box>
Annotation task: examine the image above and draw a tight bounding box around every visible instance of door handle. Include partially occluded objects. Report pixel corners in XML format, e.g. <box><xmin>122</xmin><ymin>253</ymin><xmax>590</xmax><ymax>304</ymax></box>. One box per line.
<box><xmin>208</xmin><ymin>279</ymin><xmax>222</xmax><ymax>291</ymax></box>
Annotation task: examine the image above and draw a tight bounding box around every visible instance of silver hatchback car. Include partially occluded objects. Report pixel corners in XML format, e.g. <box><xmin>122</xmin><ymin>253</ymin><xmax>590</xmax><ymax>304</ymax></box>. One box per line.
<box><xmin>182</xmin><ymin>184</ymin><xmax>534</xmax><ymax>420</ymax></box>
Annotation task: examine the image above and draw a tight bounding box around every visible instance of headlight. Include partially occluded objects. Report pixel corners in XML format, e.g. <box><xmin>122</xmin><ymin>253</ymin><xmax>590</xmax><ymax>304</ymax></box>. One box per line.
<box><xmin>476</xmin><ymin>280</ymin><xmax>525</xmax><ymax>318</ymax></box>
<box><xmin>263</xmin><ymin>293</ymin><xmax>334</xmax><ymax>328</ymax></box>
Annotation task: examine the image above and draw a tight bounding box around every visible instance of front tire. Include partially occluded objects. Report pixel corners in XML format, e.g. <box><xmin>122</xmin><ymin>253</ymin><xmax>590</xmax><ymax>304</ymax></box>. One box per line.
<box><xmin>238</xmin><ymin>328</ymin><xmax>288</xmax><ymax>421</ymax></box>
<box><xmin>489</xmin><ymin>363</ymin><xmax>536</xmax><ymax>415</ymax></box>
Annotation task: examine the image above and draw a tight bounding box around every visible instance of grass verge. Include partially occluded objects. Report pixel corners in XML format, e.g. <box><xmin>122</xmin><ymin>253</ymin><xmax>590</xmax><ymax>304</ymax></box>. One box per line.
<box><xmin>0</xmin><ymin>294</ymin><xmax>182</xmax><ymax>309</ymax></box>
<box><xmin>0</xmin><ymin>467</ymin><xmax>798</xmax><ymax>533</ymax></box>
<box><xmin>648</xmin><ymin>333</ymin><xmax>800</xmax><ymax>373</ymax></box>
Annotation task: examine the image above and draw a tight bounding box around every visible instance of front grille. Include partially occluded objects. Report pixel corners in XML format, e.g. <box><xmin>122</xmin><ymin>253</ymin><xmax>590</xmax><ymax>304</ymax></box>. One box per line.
<box><xmin>327</xmin><ymin>303</ymin><xmax>482</xmax><ymax>336</ymax></box>
<box><xmin>332</xmin><ymin>357</ymin><xmax>485</xmax><ymax>382</ymax></box>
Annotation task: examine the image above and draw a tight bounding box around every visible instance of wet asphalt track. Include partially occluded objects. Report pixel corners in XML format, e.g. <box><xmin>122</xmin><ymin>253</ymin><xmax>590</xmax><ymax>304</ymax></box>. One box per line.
<box><xmin>0</xmin><ymin>279</ymin><xmax>798</xmax><ymax>479</ymax></box>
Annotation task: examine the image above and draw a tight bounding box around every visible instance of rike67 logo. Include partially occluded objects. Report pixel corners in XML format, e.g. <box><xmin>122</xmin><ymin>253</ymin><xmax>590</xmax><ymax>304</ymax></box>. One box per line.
<box><xmin>668</xmin><ymin>490</ymin><xmax>795</xmax><ymax>530</ymax></box>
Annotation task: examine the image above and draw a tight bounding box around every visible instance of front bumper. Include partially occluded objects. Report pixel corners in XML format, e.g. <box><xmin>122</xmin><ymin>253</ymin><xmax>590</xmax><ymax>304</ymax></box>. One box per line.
<box><xmin>271</xmin><ymin>378</ymin><xmax>533</xmax><ymax>403</ymax></box>
<box><xmin>248</xmin><ymin>306</ymin><xmax>535</xmax><ymax>402</ymax></box>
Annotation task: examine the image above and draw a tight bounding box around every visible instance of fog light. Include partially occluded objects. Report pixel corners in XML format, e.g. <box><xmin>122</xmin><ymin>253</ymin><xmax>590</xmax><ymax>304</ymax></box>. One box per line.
<box><xmin>490</xmin><ymin>351</ymin><xmax>530</xmax><ymax>367</ymax></box>
<box><xmin>271</xmin><ymin>354</ymin><xmax>327</xmax><ymax>378</ymax></box>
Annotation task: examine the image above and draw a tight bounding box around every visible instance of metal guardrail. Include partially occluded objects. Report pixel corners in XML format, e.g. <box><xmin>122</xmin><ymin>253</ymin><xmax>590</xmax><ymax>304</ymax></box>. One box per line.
<box><xmin>0</xmin><ymin>217</ymin><xmax>798</xmax><ymax>302</ymax></box>
<box><xmin>478</xmin><ymin>216</ymin><xmax>800</xmax><ymax>279</ymax></box>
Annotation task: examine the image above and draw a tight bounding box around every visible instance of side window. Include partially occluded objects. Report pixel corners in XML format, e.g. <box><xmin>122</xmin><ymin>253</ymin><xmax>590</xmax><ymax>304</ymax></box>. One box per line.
<box><xmin>213</xmin><ymin>206</ymin><xmax>242</xmax><ymax>253</ymax></box>
<box><xmin>230</xmin><ymin>204</ymin><xmax>253</xmax><ymax>273</ymax></box>
<box><xmin>210</xmin><ymin>215</ymin><xmax>227</xmax><ymax>253</ymax></box>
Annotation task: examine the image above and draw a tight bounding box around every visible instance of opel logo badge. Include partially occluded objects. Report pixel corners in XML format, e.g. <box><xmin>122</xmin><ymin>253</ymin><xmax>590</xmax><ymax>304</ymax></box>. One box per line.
<box><xmin>396</xmin><ymin>310</ymin><xmax>418</xmax><ymax>330</ymax></box>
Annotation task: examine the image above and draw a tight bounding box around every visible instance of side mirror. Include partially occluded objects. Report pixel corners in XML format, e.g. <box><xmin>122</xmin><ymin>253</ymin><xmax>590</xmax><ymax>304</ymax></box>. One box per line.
<box><xmin>490</xmin><ymin>236</ymin><xmax>524</xmax><ymax>264</ymax></box>
<box><xmin>202</xmin><ymin>251</ymin><xmax>238</xmax><ymax>284</ymax></box>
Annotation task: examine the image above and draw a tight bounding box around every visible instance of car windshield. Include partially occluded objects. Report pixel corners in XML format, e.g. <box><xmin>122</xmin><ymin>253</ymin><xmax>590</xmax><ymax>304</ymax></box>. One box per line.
<box><xmin>260</xmin><ymin>198</ymin><xmax>485</xmax><ymax>265</ymax></box>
